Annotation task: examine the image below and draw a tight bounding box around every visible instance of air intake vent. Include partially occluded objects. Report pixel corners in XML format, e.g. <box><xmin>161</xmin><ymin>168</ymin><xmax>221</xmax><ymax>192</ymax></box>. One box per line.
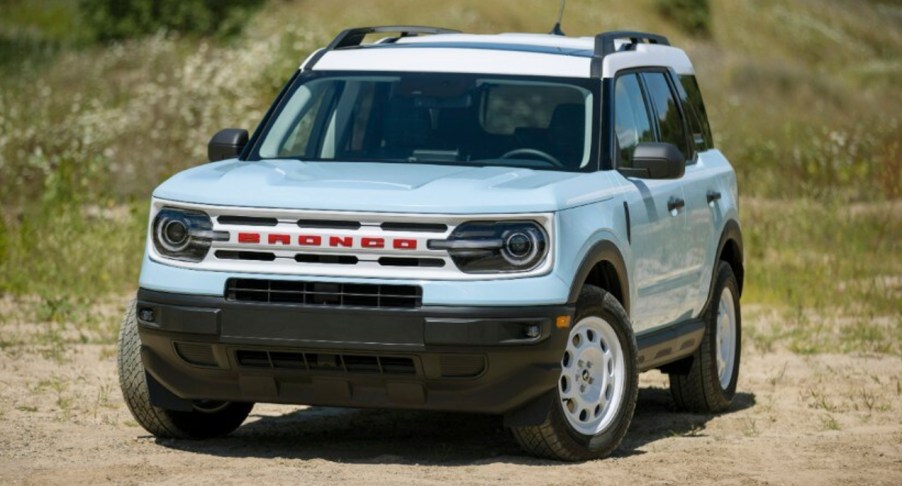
<box><xmin>226</xmin><ymin>279</ymin><xmax>422</xmax><ymax>308</ymax></box>
<box><xmin>174</xmin><ymin>342</ymin><xmax>218</xmax><ymax>367</ymax></box>
<box><xmin>235</xmin><ymin>350</ymin><xmax>415</xmax><ymax>375</ymax></box>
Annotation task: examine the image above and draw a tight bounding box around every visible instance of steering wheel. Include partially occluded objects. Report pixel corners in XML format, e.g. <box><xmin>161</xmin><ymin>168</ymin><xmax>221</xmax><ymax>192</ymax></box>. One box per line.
<box><xmin>500</xmin><ymin>148</ymin><xmax>564</xmax><ymax>168</ymax></box>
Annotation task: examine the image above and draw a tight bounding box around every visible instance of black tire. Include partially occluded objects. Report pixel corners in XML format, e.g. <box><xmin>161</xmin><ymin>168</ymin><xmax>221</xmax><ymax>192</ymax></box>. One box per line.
<box><xmin>511</xmin><ymin>285</ymin><xmax>638</xmax><ymax>461</ymax></box>
<box><xmin>118</xmin><ymin>300</ymin><xmax>253</xmax><ymax>439</ymax></box>
<box><xmin>669</xmin><ymin>261</ymin><xmax>741</xmax><ymax>413</ymax></box>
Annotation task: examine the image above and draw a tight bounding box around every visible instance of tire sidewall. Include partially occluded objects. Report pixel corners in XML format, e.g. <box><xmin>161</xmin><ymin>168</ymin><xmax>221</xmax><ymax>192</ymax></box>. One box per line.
<box><xmin>553</xmin><ymin>287</ymin><xmax>638</xmax><ymax>455</ymax></box>
<box><xmin>704</xmin><ymin>262</ymin><xmax>742</xmax><ymax>402</ymax></box>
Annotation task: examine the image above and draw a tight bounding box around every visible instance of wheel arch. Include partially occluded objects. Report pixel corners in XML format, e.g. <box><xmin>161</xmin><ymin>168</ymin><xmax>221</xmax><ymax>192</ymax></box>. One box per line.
<box><xmin>568</xmin><ymin>240</ymin><xmax>630</xmax><ymax>315</ymax></box>
<box><xmin>716</xmin><ymin>219</ymin><xmax>744</xmax><ymax>296</ymax></box>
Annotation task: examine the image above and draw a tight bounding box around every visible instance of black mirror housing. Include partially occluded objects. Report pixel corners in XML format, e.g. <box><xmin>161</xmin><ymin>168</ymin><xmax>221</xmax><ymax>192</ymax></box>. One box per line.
<box><xmin>208</xmin><ymin>128</ymin><xmax>249</xmax><ymax>162</ymax></box>
<box><xmin>620</xmin><ymin>142</ymin><xmax>685</xmax><ymax>179</ymax></box>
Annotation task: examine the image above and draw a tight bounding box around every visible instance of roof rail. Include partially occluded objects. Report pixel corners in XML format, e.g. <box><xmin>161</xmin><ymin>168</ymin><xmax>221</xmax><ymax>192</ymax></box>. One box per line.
<box><xmin>589</xmin><ymin>30</ymin><xmax>670</xmax><ymax>77</ymax></box>
<box><xmin>326</xmin><ymin>25</ymin><xmax>461</xmax><ymax>50</ymax></box>
<box><xmin>594</xmin><ymin>31</ymin><xmax>670</xmax><ymax>57</ymax></box>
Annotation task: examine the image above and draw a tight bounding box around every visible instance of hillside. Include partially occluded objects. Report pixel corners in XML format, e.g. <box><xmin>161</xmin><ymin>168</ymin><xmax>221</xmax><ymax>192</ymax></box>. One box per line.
<box><xmin>0</xmin><ymin>0</ymin><xmax>899</xmax><ymax>342</ymax></box>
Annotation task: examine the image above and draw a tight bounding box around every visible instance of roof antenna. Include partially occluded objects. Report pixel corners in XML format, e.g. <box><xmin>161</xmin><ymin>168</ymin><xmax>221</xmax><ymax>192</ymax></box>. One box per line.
<box><xmin>550</xmin><ymin>0</ymin><xmax>566</xmax><ymax>36</ymax></box>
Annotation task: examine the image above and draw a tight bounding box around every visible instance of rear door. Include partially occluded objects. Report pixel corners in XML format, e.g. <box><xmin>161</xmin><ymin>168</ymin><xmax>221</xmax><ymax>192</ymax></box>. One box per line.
<box><xmin>673</xmin><ymin>73</ymin><xmax>721</xmax><ymax>317</ymax></box>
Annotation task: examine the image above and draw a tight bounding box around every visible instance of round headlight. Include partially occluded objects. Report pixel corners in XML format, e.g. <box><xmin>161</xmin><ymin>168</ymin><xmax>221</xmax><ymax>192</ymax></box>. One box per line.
<box><xmin>502</xmin><ymin>228</ymin><xmax>540</xmax><ymax>265</ymax></box>
<box><xmin>163</xmin><ymin>219</ymin><xmax>189</xmax><ymax>246</ymax></box>
<box><xmin>151</xmin><ymin>207</ymin><xmax>226</xmax><ymax>262</ymax></box>
<box><xmin>434</xmin><ymin>220</ymin><xmax>548</xmax><ymax>273</ymax></box>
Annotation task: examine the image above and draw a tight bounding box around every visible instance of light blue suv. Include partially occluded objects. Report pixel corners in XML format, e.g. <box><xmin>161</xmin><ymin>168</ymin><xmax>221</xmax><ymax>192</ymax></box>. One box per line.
<box><xmin>119</xmin><ymin>26</ymin><xmax>744</xmax><ymax>461</ymax></box>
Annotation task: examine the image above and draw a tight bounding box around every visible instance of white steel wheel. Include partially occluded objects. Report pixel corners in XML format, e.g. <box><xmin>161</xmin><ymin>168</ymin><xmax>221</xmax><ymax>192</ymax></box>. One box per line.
<box><xmin>510</xmin><ymin>286</ymin><xmax>638</xmax><ymax>462</ymax></box>
<box><xmin>668</xmin><ymin>261</ymin><xmax>741</xmax><ymax>413</ymax></box>
<box><xmin>715</xmin><ymin>287</ymin><xmax>737</xmax><ymax>390</ymax></box>
<box><xmin>559</xmin><ymin>316</ymin><xmax>626</xmax><ymax>436</ymax></box>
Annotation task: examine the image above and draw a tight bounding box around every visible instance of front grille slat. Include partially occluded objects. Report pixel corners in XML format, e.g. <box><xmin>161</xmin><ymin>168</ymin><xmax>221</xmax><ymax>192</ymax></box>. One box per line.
<box><xmin>226</xmin><ymin>278</ymin><xmax>422</xmax><ymax>309</ymax></box>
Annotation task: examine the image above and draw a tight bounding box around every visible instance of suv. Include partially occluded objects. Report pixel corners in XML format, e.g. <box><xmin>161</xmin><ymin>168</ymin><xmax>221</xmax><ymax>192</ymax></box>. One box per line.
<box><xmin>119</xmin><ymin>26</ymin><xmax>743</xmax><ymax>461</ymax></box>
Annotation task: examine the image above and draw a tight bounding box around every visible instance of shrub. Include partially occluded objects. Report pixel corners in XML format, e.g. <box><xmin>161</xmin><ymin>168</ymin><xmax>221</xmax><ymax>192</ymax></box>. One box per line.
<box><xmin>655</xmin><ymin>0</ymin><xmax>710</xmax><ymax>36</ymax></box>
<box><xmin>79</xmin><ymin>0</ymin><xmax>265</xmax><ymax>42</ymax></box>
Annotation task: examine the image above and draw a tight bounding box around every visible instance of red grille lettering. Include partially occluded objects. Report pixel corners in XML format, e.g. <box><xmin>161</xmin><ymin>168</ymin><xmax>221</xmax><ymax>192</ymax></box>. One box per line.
<box><xmin>268</xmin><ymin>234</ymin><xmax>290</xmax><ymax>245</ymax></box>
<box><xmin>238</xmin><ymin>232</ymin><xmax>260</xmax><ymax>244</ymax></box>
<box><xmin>329</xmin><ymin>236</ymin><xmax>353</xmax><ymax>248</ymax></box>
<box><xmin>393</xmin><ymin>239</ymin><xmax>417</xmax><ymax>250</ymax></box>
<box><xmin>361</xmin><ymin>237</ymin><xmax>384</xmax><ymax>249</ymax></box>
<box><xmin>298</xmin><ymin>235</ymin><xmax>322</xmax><ymax>246</ymax></box>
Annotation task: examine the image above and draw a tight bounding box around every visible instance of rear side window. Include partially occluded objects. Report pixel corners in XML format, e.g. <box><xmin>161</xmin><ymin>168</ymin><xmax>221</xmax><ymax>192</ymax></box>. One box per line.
<box><xmin>641</xmin><ymin>72</ymin><xmax>691</xmax><ymax>160</ymax></box>
<box><xmin>613</xmin><ymin>74</ymin><xmax>654</xmax><ymax>167</ymax></box>
<box><xmin>678</xmin><ymin>75</ymin><xmax>713</xmax><ymax>150</ymax></box>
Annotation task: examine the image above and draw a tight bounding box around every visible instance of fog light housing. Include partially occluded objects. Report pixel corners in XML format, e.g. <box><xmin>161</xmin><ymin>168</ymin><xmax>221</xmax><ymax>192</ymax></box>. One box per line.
<box><xmin>138</xmin><ymin>308</ymin><xmax>155</xmax><ymax>323</ymax></box>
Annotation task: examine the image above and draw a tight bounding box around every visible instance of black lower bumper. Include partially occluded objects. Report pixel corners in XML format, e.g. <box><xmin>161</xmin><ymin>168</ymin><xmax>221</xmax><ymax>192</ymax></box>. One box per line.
<box><xmin>136</xmin><ymin>288</ymin><xmax>573</xmax><ymax>416</ymax></box>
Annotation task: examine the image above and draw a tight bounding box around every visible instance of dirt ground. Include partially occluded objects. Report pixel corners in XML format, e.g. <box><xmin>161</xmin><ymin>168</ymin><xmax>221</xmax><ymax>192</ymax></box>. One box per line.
<box><xmin>1</xmin><ymin>313</ymin><xmax>900</xmax><ymax>486</ymax></box>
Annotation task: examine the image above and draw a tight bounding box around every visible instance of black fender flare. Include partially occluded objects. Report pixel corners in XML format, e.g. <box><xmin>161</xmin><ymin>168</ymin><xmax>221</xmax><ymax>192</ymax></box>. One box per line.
<box><xmin>699</xmin><ymin>219</ymin><xmax>744</xmax><ymax>317</ymax></box>
<box><xmin>567</xmin><ymin>240</ymin><xmax>630</xmax><ymax>315</ymax></box>
<box><xmin>716</xmin><ymin>219</ymin><xmax>744</xmax><ymax>293</ymax></box>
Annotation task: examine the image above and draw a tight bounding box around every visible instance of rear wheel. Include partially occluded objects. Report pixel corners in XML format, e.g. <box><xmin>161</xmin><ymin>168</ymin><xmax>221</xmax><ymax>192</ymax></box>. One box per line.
<box><xmin>118</xmin><ymin>300</ymin><xmax>252</xmax><ymax>439</ymax></box>
<box><xmin>669</xmin><ymin>261</ymin><xmax>741</xmax><ymax>412</ymax></box>
<box><xmin>511</xmin><ymin>285</ymin><xmax>638</xmax><ymax>461</ymax></box>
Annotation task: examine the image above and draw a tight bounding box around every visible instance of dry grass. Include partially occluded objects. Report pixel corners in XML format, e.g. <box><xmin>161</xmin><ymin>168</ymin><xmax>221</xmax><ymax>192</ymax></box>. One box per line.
<box><xmin>0</xmin><ymin>0</ymin><xmax>899</xmax><ymax>354</ymax></box>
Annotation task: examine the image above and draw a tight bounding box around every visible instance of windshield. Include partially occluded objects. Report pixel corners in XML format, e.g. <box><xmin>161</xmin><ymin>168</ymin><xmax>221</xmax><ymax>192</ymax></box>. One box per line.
<box><xmin>252</xmin><ymin>72</ymin><xmax>598</xmax><ymax>171</ymax></box>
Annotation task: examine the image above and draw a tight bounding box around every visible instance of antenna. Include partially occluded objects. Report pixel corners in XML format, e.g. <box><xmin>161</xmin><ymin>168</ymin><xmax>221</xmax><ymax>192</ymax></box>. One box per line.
<box><xmin>550</xmin><ymin>0</ymin><xmax>566</xmax><ymax>36</ymax></box>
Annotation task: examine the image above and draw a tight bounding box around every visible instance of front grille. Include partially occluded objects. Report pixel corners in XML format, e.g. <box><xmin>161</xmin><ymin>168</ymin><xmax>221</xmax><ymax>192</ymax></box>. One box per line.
<box><xmin>226</xmin><ymin>278</ymin><xmax>422</xmax><ymax>308</ymax></box>
<box><xmin>217</xmin><ymin>215</ymin><xmax>278</xmax><ymax>226</ymax></box>
<box><xmin>215</xmin><ymin>250</ymin><xmax>277</xmax><ymax>261</ymax></box>
<box><xmin>235</xmin><ymin>350</ymin><xmax>416</xmax><ymax>375</ymax></box>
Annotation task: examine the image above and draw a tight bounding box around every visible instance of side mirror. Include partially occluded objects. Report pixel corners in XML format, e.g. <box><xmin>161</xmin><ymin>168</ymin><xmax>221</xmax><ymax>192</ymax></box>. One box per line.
<box><xmin>208</xmin><ymin>128</ymin><xmax>249</xmax><ymax>162</ymax></box>
<box><xmin>620</xmin><ymin>142</ymin><xmax>685</xmax><ymax>179</ymax></box>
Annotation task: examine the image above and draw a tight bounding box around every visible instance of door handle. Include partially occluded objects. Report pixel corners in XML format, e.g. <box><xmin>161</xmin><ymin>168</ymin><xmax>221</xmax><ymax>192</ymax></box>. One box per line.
<box><xmin>706</xmin><ymin>190</ymin><xmax>722</xmax><ymax>204</ymax></box>
<box><xmin>667</xmin><ymin>196</ymin><xmax>685</xmax><ymax>212</ymax></box>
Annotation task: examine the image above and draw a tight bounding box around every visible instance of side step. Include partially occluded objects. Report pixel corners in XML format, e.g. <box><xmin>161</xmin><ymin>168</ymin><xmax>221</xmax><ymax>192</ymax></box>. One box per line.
<box><xmin>636</xmin><ymin>318</ymin><xmax>705</xmax><ymax>372</ymax></box>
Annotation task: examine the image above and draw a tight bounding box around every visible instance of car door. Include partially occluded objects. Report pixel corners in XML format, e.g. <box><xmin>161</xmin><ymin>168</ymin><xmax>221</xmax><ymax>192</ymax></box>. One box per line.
<box><xmin>671</xmin><ymin>73</ymin><xmax>721</xmax><ymax>317</ymax></box>
<box><xmin>612</xmin><ymin>72</ymin><xmax>690</xmax><ymax>332</ymax></box>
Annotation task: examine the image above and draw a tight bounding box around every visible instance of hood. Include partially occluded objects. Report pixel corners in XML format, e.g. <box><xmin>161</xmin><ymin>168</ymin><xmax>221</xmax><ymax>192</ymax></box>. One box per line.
<box><xmin>153</xmin><ymin>160</ymin><xmax>616</xmax><ymax>214</ymax></box>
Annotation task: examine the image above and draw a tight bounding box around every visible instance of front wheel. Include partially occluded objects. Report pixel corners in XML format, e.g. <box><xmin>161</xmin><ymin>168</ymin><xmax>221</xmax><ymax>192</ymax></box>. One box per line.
<box><xmin>669</xmin><ymin>261</ymin><xmax>742</xmax><ymax>412</ymax></box>
<box><xmin>117</xmin><ymin>300</ymin><xmax>253</xmax><ymax>439</ymax></box>
<box><xmin>511</xmin><ymin>285</ymin><xmax>638</xmax><ymax>461</ymax></box>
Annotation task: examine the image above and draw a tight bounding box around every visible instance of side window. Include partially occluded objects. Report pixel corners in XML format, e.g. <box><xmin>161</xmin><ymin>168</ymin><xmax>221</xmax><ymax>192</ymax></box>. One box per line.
<box><xmin>678</xmin><ymin>75</ymin><xmax>713</xmax><ymax>150</ymax></box>
<box><xmin>642</xmin><ymin>72</ymin><xmax>691</xmax><ymax>160</ymax></box>
<box><xmin>613</xmin><ymin>74</ymin><xmax>654</xmax><ymax>167</ymax></box>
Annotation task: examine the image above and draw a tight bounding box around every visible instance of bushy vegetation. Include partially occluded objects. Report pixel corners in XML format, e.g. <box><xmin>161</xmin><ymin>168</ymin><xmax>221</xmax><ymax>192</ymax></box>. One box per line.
<box><xmin>0</xmin><ymin>0</ymin><xmax>899</xmax><ymax>352</ymax></box>
<box><xmin>79</xmin><ymin>0</ymin><xmax>265</xmax><ymax>41</ymax></box>
<box><xmin>655</xmin><ymin>0</ymin><xmax>710</xmax><ymax>36</ymax></box>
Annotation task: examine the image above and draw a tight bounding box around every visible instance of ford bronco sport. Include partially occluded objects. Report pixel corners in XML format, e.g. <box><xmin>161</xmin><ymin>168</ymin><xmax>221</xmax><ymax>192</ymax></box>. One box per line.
<box><xmin>119</xmin><ymin>26</ymin><xmax>744</xmax><ymax>461</ymax></box>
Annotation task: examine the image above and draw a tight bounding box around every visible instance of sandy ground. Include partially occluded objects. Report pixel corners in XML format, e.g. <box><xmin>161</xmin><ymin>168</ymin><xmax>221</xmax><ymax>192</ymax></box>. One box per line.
<box><xmin>1</xmin><ymin>321</ymin><xmax>900</xmax><ymax>485</ymax></box>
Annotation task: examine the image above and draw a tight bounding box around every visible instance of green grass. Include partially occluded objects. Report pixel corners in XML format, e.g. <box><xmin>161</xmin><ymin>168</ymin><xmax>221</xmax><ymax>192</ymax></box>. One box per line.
<box><xmin>0</xmin><ymin>0</ymin><xmax>900</xmax><ymax>354</ymax></box>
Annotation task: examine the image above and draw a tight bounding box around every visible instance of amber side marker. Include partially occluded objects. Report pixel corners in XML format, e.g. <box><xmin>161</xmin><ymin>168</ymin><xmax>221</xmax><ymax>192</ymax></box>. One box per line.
<box><xmin>555</xmin><ymin>315</ymin><xmax>572</xmax><ymax>329</ymax></box>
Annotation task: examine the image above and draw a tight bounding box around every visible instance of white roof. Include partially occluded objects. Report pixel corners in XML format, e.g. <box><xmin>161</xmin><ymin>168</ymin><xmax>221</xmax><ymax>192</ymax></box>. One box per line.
<box><xmin>306</xmin><ymin>33</ymin><xmax>695</xmax><ymax>78</ymax></box>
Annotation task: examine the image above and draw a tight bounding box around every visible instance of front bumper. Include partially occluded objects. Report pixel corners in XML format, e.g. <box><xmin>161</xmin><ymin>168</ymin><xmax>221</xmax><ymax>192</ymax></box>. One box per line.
<box><xmin>136</xmin><ymin>288</ymin><xmax>573</xmax><ymax>415</ymax></box>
